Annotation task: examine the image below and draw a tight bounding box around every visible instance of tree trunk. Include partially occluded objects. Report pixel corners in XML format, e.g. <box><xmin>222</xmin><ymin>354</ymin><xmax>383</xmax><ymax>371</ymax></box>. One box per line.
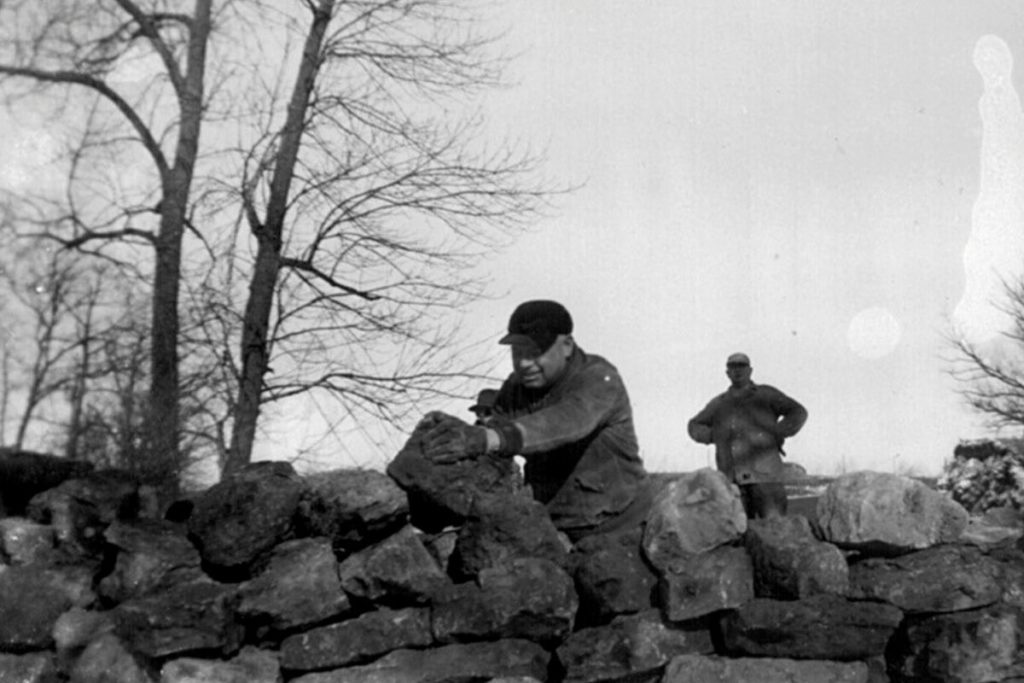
<box><xmin>145</xmin><ymin>0</ymin><xmax>212</xmax><ymax>492</ymax></box>
<box><xmin>225</xmin><ymin>0</ymin><xmax>336</xmax><ymax>477</ymax></box>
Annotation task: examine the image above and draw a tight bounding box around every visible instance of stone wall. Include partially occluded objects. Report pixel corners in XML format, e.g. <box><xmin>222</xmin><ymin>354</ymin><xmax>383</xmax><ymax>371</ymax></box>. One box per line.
<box><xmin>1</xmin><ymin>429</ymin><xmax>1023</xmax><ymax>683</ymax></box>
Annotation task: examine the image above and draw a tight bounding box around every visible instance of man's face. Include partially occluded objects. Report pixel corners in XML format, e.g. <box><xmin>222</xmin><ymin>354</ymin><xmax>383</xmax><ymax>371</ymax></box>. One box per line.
<box><xmin>511</xmin><ymin>335</ymin><xmax>573</xmax><ymax>389</ymax></box>
<box><xmin>726</xmin><ymin>361</ymin><xmax>752</xmax><ymax>388</ymax></box>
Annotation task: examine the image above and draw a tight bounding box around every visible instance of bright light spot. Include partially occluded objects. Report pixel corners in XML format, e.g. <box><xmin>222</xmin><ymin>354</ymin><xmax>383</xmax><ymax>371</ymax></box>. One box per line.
<box><xmin>847</xmin><ymin>307</ymin><xmax>903</xmax><ymax>359</ymax></box>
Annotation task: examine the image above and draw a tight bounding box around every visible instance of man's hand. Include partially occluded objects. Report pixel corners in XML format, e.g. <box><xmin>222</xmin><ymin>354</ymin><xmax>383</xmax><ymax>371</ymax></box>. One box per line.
<box><xmin>422</xmin><ymin>415</ymin><xmax>489</xmax><ymax>464</ymax></box>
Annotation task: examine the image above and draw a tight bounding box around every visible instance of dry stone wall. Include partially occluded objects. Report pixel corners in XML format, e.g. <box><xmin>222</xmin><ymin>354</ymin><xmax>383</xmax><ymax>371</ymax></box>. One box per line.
<box><xmin>1</xmin><ymin>428</ymin><xmax>1023</xmax><ymax>683</ymax></box>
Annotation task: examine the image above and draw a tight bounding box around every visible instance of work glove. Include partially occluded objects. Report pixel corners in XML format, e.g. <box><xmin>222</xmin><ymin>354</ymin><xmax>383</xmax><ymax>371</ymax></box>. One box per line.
<box><xmin>421</xmin><ymin>413</ymin><xmax>490</xmax><ymax>464</ymax></box>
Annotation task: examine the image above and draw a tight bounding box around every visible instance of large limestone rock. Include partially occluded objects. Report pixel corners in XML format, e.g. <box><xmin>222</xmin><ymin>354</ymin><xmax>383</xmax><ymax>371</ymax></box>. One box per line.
<box><xmin>555</xmin><ymin>609</ymin><xmax>713</xmax><ymax>683</ymax></box>
<box><xmin>662</xmin><ymin>654</ymin><xmax>869</xmax><ymax>683</ymax></box>
<box><xmin>113</xmin><ymin>578</ymin><xmax>242</xmax><ymax>659</ymax></box>
<box><xmin>386</xmin><ymin>415</ymin><xmax>523</xmax><ymax>533</ymax></box>
<box><xmin>0</xmin><ymin>449</ymin><xmax>93</xmax><ymax>517</ymax></box>
<box><xmin>0</xmin><ymin>517</ymin><xmax>55</xmax><ymax>566</ymax></box>
<box><xmin>447</xmin><ymin>492</ymin><xmax>567</xmax><ymax>581</ymax></box>
<box><xmin>28</xmin><ymin>470</ymin><xmax>144</xmax><ymax>558</ymax></box>
<box><xmin>0</xmin><ymin>565</ymin><xmax>96</xmax><ymax>651</ymax></box>
<box><xmin>98</xmin><ymin>519</ymin><xmax>203</xmax><ymax>603</ymax></box>
<box><xmin>889</xmin><ymin>604</ymin><xmax>1024</xmax><ymax>682</ymax></box>
<box><xmin>337</xmin><ymin>525</ymin><xmax>448</xmax><ymax>605</ymax></box>
<box><xmin>848</xmin><ymin>544</ymin><xmax>1002</xmax><ymax>613</ymax></box>
<box><xmin>296</xmin><ymin>469</ymin><xmax>409</xmax><ymax>555</ymax></box>
<box><xmin>187</xmin><ymin>462</ymin><xmax>306</xmax><ymax>579</ymax></box>
<box><xmin>53</xmin><ymin>607</ymin><xmax>115</xmax><ymax>671</ymax></box>
<box><xmin>720</xmin><ymin>595</ymin><xmax>903</xmax><ymax>661</ymax></box>
<box><xmin>289</xmin><ymin>639</ymin><xmax>550</xmax><ymax>683</ymax></box>
<box><xmin>236</xmin><ymin>537</ymin><xmax>351</xmax><ymax>636</ymax></box>
<box><xmin>432</xmin><ymin>557</ymin><xmax>578</xmax><ymax>646</ymax></box>
<box><xmin>161</xmin><ymin>647</ymin><xmax>281</xmax><ymax>683</ymax></box>
<box><xmin>70</xmin><ymin>633</ymin><xmax>155</xmax><ymax>683</ymax></box>
<box><xmin>281</xmin><ymin>607</ymin><xmax>432</xmax><ymax>672</ymax></box>
<box><xmin>0</xmin><ymin>652</ymin><xmax>59</xmax><ymax>683</ymax></box>
<box><xmin>659</xmin><ymin>545</ymin><xmax>754</xmax><ymax>621</ymax></box>
<box><xmin>570</xmin><ymin>527</ymin><xmax>658</xmax><ymax>626</ymax></box>
<box><xmin>744</xmin><ymin>515</ymin><xmax>848</xmax><ymax>599</ymax></box>
<box><xmin>642</xmin><ymin>468</ymin><xmax>746</xmax><ymax>572</ymax></box>
<box><xmin>815</xmin><ymin>471</ymin><xmax>969</xmax><ymax>554</ymax></box>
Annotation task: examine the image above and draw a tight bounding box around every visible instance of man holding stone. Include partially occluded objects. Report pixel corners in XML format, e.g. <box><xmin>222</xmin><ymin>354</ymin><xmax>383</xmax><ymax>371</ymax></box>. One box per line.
<box><xmin>419</xmin><ymin>299</ymin><xmax>651</xmax><ymax>542</ymax></box>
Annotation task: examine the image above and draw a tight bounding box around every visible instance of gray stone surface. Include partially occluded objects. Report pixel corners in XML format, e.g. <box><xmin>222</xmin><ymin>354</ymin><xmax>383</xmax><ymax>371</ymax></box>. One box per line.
<box><xmin>659</xmin><ymin>545</ymin><xmax>754</xmax><ymax>621</ymax></box>
<box><xmin>99</xmin><ymin>519</ymin><xmax>203</xmax><ymax>602</ymax></box>
<box><xmin>448</xmin><ymin>491</ymin><xmax>567</xmax><ymax>581</ymax></box>
<box><xmin>556</xmin><ymin>609</ymin><xmax>713</xmax><ymax>683</ymax></box>
<box><xmin>289</xmin><ymin>639</ymin><xmax>550</xmax><ymax>683</ymax></box>
<box><xmin>642</xmin><ymin>468</ymin><xmax>746</xmax><ymax>572</ymax></box>
<box><xmin>236</xmin><ymin>537</ymin><xmax>351</xmax><ymax>635</ymax></box>
<box><xmin>816</xmin><ymin>471</ymin><xmax>969</xmax><ymax>554</ymax></box>
<box><xmin>0</xmin><ymin>517</ymin><xmax>55</xmax><ymax>565</ymax></box>
<box><xmin>187</xmin><ymin>462</ymin><xmax>306</xmax><ymax>578</ymax></box>
<box><xmin>296</xmin><ymin>468</ymin><xmax>409</xmax><ymax>555</ymax></box>
<box><xmin>662</xmin><ymin>654</ymin><xmax>869</xmax><ymax>683</ymax></box>
<box><xmin>571</xmin><ymin>527</ymin><xmax>657</xmax><ymax>624</ymax></box>
<box><xmin>160</xmin><ymin>646</ymin><xmax>281</xmax><ymax>683</ymax></box>
<box><xmin>720</xmin><ymin>594</ymin><xmax>903</xmax><ymax>661</ymax></box>
<box><xmin>114</xmin><ymin>578</ymin><xmax>241</xmax><ymax>659</ymax></box>
<box><xmin>848</xmin><ymin>544</ymin><xmax>1002</xmax><ymax>613</ymax></box>
<box><xmin>281</xmin><ymin>607</ymin><xmax>432</xmax><ymax>672</ymax></box>
<box><xmin>432</xmin><ymin>557</ymin><xmax>578</xmax><ymax>646</ymax></box>
<box><xmin>890</xmin><ymin>604</ymin><xmax>1024</xmax><ymax>683</ymax></box>
<box><xmin>0</xmin><ymin>565</ymin><xmax>96</xmax><ymax>651</ymax></box>
<box><xmin>337</xmin><ymin>525</ymin><xmax>448</xmax><ymax>605</ymax></box>
<box><xmin>745</xmin><ymin>515</ymin><xmax>849</xmax><ymax>599</ymax></box>
<box><xmin>0</xmin><ymin>652</ymin><xmax>60</xmax><ymax>683</ymax></box>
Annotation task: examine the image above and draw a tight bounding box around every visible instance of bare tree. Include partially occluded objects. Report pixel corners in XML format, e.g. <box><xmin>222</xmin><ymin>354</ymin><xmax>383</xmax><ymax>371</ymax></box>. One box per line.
<box><xmin>0</xmin><ymin>245</ymin><xmax>94</xmax><ymax>450</ymax></box>
<box><xmin>1</xmin><ymin>1</ymin><xmax>554</xmax><ymax>481</ymax></box>
<box><xmin>221</xmin><ymin>0</ymin><xmax>549</xmax><ymax>474</ymax></box>
<box><xmin>0</xmin><ymin>0</ymin><xmax>214</xmax><ymax>481</ymax></box>
<box><xmin>949</xmin><ymin>277</ymin><xmax>1024</xmax><ymax>433</ymax></box>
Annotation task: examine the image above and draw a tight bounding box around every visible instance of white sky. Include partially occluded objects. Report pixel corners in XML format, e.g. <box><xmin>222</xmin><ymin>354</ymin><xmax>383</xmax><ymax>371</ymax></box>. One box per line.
<box><xmin>398</xmin><ymin>0</ymin><xmax>1024</xmax><ymax>477</ymax></box>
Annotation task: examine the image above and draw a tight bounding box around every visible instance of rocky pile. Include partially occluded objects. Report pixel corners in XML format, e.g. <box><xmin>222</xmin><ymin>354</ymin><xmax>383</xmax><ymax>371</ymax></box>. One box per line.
<box><xmin>939</xmin><ymin>438</ymin><xmax>1024</xmax><ymax>515</ymax></box>
<box><xmin>1</xmin><ymin>427</ymin><xmax>1023</xmax><ymax>683</ymax></box>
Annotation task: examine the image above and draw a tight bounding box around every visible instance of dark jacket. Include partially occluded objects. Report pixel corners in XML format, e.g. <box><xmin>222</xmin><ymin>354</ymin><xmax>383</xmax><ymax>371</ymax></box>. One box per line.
<box><xmin>492</xmin><ymin>346</ymin><xmax>647</xmax><ymax>532</ymax></box>
<box><xmin>687</xmin><ymin>382</ymin><xmax>807</xmax><ymax>484</ymax></box>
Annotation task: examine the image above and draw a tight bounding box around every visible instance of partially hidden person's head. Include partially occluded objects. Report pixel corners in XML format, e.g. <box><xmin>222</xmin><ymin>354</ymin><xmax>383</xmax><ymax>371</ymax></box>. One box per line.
<box><xmin>500</xmin><ymin>299</ymin><xmax>575</xmax><ymax>390</ymax></box>
<box><xmin>469</xmin><ymin>388</ymin><xmax>499</xmax><ymax>418</ymax></box>
<box><xmin>726</xmin><ymin>351</ymin><xmax>753</xmax><ymax>388</ymax></box>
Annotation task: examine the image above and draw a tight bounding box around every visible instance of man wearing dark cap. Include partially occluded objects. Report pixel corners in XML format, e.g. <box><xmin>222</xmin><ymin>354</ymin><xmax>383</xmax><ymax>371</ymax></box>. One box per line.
<box><xmin>421</xmin><ymin>300</ymin><xmax>650</xmax><ymax>541</ymax></box>
<box><xmin>469</xmin><ymin>388</ymin><xmax>499</xmax><ymax>425</ymax></box>
<box><xmin>687</xmin><ymin>352</ymin><xmax>808</xmax><ymax>518</ymax></box>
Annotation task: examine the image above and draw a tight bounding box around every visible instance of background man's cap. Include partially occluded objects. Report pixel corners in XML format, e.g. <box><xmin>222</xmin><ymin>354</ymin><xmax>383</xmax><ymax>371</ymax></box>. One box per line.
<box><xmin>726</xmin><ymin>352</ymin><xmax>751</xmax><ymax>366</ymax></box>
<box><xmin>469</xmin><ymin>388</ymin><xmax>499</xmax><ymax>413</ymax></box>
<box><xmin>499</xmin><ymin>300</ymin><xmax>573</xmax><ymax>351</ymax></box>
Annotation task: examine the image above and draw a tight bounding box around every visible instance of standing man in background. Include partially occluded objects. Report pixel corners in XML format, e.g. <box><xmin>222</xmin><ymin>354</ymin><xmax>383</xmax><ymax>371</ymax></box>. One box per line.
<box><xmin>420</xmin><ymin>299</ymin><xmax>650</xmax><ymax>542</ymax></box>
<box><xmin>688</xmin><ymin>352</ymin><xmax>808</xmax><ymax>519</ymax></box>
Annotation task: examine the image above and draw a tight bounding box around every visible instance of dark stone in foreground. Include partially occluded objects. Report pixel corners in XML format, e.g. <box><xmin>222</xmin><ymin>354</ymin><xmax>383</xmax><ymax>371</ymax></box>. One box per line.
<box><xmin>187</xmin><ymin>462</ymin><xmax>306</xmax><ymax>579</ymax></box>
<box><xmin>720</xmin><ymin>595</ymin><xmax>903</xmax><ymax>661</ymax></box>
<box><xmin>289</xmin><ymin>639</ymin><xmax>551</xmax><ymax>683</ymax></box>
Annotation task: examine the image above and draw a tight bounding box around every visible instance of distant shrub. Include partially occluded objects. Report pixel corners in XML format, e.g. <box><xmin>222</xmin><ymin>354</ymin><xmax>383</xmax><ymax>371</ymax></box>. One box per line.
<box><xmin>938</xmin><ymin>439</ymin><xmax>1024</xmax><ymax>513</ymax></box>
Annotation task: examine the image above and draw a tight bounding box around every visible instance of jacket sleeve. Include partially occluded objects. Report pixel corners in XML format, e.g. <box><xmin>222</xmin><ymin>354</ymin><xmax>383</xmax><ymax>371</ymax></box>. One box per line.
<box><xmin>500</xmin><ymin>366</ymin><xmax>626</xmax><ymax>456</ymax></box>
<box><xmin>687</xmin><ymin>400</ymin><xmax>717</xmax><ymax>444</ymax></box>
<box><xmin>769</xmin><ymin>388</ymin><xmax>808</xmax><ymax>437</ymax></box>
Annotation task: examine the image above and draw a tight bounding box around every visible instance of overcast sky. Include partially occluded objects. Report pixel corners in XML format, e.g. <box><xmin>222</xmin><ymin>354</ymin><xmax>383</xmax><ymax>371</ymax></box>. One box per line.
<box><xmin>396</xmin><ymin>0</ymin><xmax>1024</xmax><ymax>477</ymax></box>
<box><xmin>7</xmin><ymin>1</ymin><xmax>1024</xmax><ymax>478</ymax></box>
